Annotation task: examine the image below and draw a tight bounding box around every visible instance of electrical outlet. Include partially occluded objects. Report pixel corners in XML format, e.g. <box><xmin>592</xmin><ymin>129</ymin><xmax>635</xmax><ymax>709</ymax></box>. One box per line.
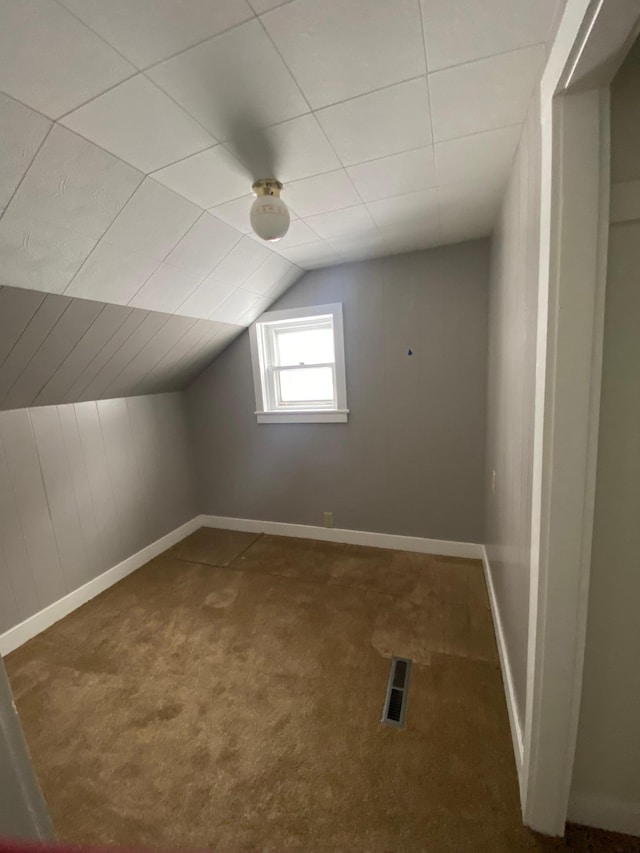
<box><xmin>491</xmin><ymin>470</ymin><xmax>497</xmax><ymax>494</ymax></box>
<box><xmin>323</xmin><ymin>511</ymin><xmax>334</xmax><ymax>528</ymax></box>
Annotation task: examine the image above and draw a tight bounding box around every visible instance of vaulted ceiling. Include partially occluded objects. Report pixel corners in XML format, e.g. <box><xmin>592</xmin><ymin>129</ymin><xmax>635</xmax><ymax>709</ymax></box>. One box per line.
<box><xmin>0</xmin><ymin>285</ymin><xmax>237</xmax><ymax>410</ymax></box>
<box><xmin>0</xmin><ymin>0</ymin><xmax>562</xmax><ymax>407</ymax></box>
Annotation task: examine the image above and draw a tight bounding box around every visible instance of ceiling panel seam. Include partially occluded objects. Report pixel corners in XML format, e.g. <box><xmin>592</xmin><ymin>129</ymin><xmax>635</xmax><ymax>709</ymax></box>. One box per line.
<box><xmin>106</xmin><ymin>315</ymin><xmax>199</xmax><ymax>397</ymax></box>
<box><xmin>130</xmin><ymin>321</ymin><xmax>212</xmax><ymax>396</ymax></box>
<box><xmin>139</xmin><ymin>13</ymin><xmax>260</xmax><ymax>75</ymax></box>
<box><xmin>3</xmin><ymin>299</ymin><xmax>105</xmax><ymax>409</ymax></box>
<box><xmin>172</xmin><ymin>214</ymin><xmax>243</xmax><ymax>318</ymax></box>
<box><xmin>31</xmin><ymin>301</ymin><xmax>113</xmax><ymax>405</ymax></box>
<box><xmin>97</xmin><ymin>314</ymin><xmax>174</xmax><ymax>399</ymax></box>
<box><xmin>61</xmin><ymin>176</ymin><xmax>200</xmax><ymax>311</ymax></box>
<box><xmin>50</xmin><ymin>0</ymin><xmax>139</xmax><ymax>72</ymax></box>
<box><xmin>418</xmin><ymin>4</ymin><xmax>436</xmax><ymax>150</ymax></box>
<box><xmin>71</xmin><ymin>309</ymin><xmax>150</xmax><ymax>401</ymax></box>
<box><xmin>0</xmin><ymin>288</ymin><xmax>47</xmax><ymax>367</ymax></box>
<box><xmin>0</xmin><ymin>122</ymin><xmax>53</xmax><ymax>229</ymax></box>
<box><xmin>139</xmin><ymin>73</ymin><xmax>221</xmax><ymax>144</ymax></box>
<box><xmin>159</xmin><ymin>327</ymin><xmax>227</xmax><ymax>390</ymax></box>
<box><xmin>59</xmin><ymin>306</ymin><xmax>136</xmax><ymax>403</ymax></box>
<box><xmin>0</xmin><ymin>298</ymin><xmax>74</xmax><ymax>407</ymax></box>
<box><xmin>54</xmin><ymin>71</ymin><xmax>139</xmax><ymax>123</ymax></box>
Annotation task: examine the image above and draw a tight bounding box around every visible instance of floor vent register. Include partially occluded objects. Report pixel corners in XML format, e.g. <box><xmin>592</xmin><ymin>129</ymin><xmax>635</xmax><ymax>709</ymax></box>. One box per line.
<box><xmin>381</xmin><ymin>656</ymin><xmax>412</xmax><ymax>729</ymax></box>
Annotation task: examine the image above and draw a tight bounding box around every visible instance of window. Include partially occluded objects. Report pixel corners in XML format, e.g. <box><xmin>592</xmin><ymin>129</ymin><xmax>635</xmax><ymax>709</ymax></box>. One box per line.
<box><xmin>249</xmin><ymin>303</ymin><xmax>348</xmax><ymax>423</ymax></box>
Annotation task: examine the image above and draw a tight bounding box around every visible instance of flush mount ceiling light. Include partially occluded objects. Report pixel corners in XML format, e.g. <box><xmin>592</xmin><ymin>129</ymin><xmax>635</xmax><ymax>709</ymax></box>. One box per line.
<box><xmin>250</xmin><ymin>179</ymin><xmax>290</xmax><ymax>242</ymax></box>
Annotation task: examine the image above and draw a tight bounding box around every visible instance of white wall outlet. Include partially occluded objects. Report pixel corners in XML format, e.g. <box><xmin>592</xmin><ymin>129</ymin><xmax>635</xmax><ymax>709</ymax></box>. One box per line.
<box><xmin>323</xmin><ymin>511</ymin><xmax>334</xmax><ymax>528</ymax></box>
<box><xmin>491</xmin><ymin>470</ymin><xmax>497</xmax><ymax>494</ymax></box>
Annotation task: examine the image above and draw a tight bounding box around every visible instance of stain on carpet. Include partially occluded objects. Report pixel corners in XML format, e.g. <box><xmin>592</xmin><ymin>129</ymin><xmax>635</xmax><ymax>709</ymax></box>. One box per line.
<box><xmin>5</xmin><ymin>530</ymin><xmax>639</xmax><ymax>853</ymax></box>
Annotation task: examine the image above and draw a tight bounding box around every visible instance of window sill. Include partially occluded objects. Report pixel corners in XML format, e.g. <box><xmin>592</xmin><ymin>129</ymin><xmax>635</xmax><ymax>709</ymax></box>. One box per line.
<box><xmin>256</xmin><ymin>410</ymin><xmax>349</xmax><ymax>424</ymax></box>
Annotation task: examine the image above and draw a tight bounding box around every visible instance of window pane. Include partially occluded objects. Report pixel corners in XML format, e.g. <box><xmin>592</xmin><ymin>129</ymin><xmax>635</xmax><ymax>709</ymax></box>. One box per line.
<box><xmin>275</xmin><ymin>326</ymin><xmax>335</xmax><ymax>366</ymax></box>
<box><xmin>278</xmin><ymin>367</ymin><xmax>334</xmax><ymax>404</ymax></box>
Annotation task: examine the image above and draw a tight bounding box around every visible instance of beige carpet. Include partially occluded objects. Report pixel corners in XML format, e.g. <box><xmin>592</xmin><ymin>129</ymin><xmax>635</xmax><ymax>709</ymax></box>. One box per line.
<box><xmin>5</xmin><ymin>529</ymin><xmax>638</xmax><ymax>852</ymax></box>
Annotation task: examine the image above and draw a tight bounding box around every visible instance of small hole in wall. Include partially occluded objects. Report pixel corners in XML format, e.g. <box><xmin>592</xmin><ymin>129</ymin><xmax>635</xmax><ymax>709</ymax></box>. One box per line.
<box><xmin>407</xmin><ymin>349</ymin><xmax>413</xmax><ymax>356</ymax></box>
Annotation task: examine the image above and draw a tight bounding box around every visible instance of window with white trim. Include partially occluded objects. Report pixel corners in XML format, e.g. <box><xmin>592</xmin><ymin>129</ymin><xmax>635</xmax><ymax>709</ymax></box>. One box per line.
<box><xmin>249</xmin><ymin>303</ymin><xmax>348</xmax><ymax>424</ymax></box>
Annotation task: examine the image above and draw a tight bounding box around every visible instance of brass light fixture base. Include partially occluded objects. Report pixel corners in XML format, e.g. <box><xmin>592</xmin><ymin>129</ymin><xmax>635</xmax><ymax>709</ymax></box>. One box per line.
<box><xmin>252</xmin><ymin>179</ymin><xmax>284</xmax><ymax>198</ymax></box>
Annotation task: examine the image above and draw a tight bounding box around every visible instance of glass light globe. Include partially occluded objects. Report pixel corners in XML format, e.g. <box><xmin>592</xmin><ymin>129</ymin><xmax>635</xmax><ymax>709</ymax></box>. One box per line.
<box><xmin>250</xmin><ymin>193</ymin><xmax>290</xmax><ymax>242</ymax></box>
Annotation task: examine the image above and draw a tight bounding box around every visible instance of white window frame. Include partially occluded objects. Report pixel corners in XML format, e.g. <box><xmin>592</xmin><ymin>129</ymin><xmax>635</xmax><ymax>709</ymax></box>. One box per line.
<box><xmin>249</xmin><ymin>303</ymin><xmax>349</xmax><ymax>424</ymax></box>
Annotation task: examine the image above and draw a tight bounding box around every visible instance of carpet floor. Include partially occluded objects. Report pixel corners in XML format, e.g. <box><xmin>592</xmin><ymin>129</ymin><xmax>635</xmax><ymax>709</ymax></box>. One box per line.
<box><xmin>5</xmin><ymin>529</ymin><xmax>638</xmax><ymax>852</ymax></box>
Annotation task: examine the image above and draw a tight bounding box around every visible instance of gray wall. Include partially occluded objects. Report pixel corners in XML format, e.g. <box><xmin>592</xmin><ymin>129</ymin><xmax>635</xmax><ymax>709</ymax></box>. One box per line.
<box><xmin>187</xmin><ymin>242</ymin><xmax>489</xmax><ymax>543</ymax></box>
<box><xmin>484</xmin><ymin>92</ymin><xmax>541</xmax><ymax>727</ymax></box>
<box><xmin>0</xmin><ymin>392</ymin><xmax>197</xmax><ymax>634</ymax></box>
<box><xmin>569</xmin><ymin>43</ymin><xmax>640</xmax><ymax>828</ymax></box>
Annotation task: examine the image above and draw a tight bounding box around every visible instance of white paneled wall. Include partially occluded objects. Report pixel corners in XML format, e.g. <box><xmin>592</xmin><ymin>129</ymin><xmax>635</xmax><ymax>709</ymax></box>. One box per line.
<box><xmin>0</xmin><ymin>392</ymin><xmax>197</xmax><ymax>634</ymax></box>
<box><xmin>484</xmin><ymin>90</ymin><xmax>541</xmax><ymax>730</ymax></box>
<box><xmin>569</xmin><ymin>46</ymin><xmax>640</xmax><ymax>834</ymax></box>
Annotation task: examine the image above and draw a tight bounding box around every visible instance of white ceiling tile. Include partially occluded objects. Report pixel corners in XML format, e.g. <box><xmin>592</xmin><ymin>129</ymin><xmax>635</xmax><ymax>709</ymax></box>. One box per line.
<box><xmin>271</xmin><ymin>218</ymin><xmax>317</xmax><ymax>249</ymax></box>
<box><xmin>210</xmin><ymin>288</ymin><xmax>262</xmax><ymax>325</ymax></box>
<box><xmin>7</xmin><ymin>125</ymin><xmax>143</xmax><ymax>240</ymax></box>
<box><xmin>421</xmin><ymin>0</ymin><xmax>558</xmax><ymax>72</ymax></box>
<box><xmin>437</xmin><ymin>178</ymin><xmax>504</xmax><ymax>244</ymax></box>
<box><xmin>57</xmin><ymin>0</ymin><xmax>254</xmax><ymax>69</ymax></box>
<box><xmin>369</xmin><ymin>186</ymin><xmax>441</xmax><ymax>254</ymax></box>
<box><xmin>329</xmin><ymin>234</ymin><xmax>389</xmax><ymax>263</ymax></box>
<box><xmin>60</xmin><ymin>75</ymin><xmax>214</xmax><ymax>173</ymax></box>
<box><xmin>435</xmin><ymin>125</ymin><xmax>521</xmax><ymax>187</ymax></box>
<box><xmin>316</xmin><ymin>78</ymin><xmax>432</xmax><ymax>167</ymax></box>
<box><xmin>152</xmin><ymin>145</ymin><xmax>249</xmax><ymax>209</ymax></box>
<box><xmin>65</xmin><ymin>239</ymin><xmax>160</xmax><ymax>303</ymax></box>
<box><xmin>383</xmin><ymin>228</ymin><xmax>443</xmax><ymax>256</ymax></box>
<box><xmin>251</xmin><ymin>114</ymin><xmax>341</xmax><ymax>183</ymax></box>
<box><xmin>101</xmin><ymin>178</ymin><xmax>200</xmax><ymax>260</ymax></box>
<box><xmin>439</xmin><ymin>175</ymin><xmax>504</xmax><ymax>220</ymax></box>
<box><xmin>0</xmin><ymin>1</ymin><xmax>544</xmax><ymax>304</ymax></box>
<box><xmin>242</xmin><ymin>253</ymin><xmax>297</xmax><ymax>295</ymax></box>
<box><xmin>346</xmin><ymin>147</ymin><xmax>436</xmax><ymax>204</ymax></box>
<box><xmin>283</xmin><ymin>170</ymin><xmax>360</xmax><ymax>218</ymax></box>
<box><xmin>438</xmin><ymin>211</ymin><xmax>497</xmax><ymax>245</ymax></box>
<box><xmin>264</xmin><ymin>263</ymin><xmax>303</xmax><ymax>300</ymax></box>
<box><xmin>0</xmin><ymin>211</ymin><xmax>96</xmax><ymax>293</ymax></box>
<box><xmin>239</xmin><ymin>295</ymin><xmax>272</xmax><ymax>325</ymax></box>
<box><xmin>128</xmin><ymin>262</ymin><xmax>203</xmax><ymax>313</ymax></box>
<box><xmin>428</xmin><ymin>45</ymin><xmax>546</xmax><ymax>143</ymax></box>
<box><xmin>211</xmin><ymin>235</ymin><xmax>271</xmax><ymax>286</ymax></box>
<box><xmin>367</xmin><ymin>187</ymin><xmax>440</xmax><ymax>232</ymax></box>
<box><xmin>0</xmin><ymin>94</ymin><xmax>52</xmax><ymax>211</ymax></box>
<box><xmin>305</xmin><ymin>205</ymin><xmax>377</xmax><ymax>241</ymax></box>
<box><xmin>0</xmin><ymin>0</ymin><xmax>135</xmax><ymax>119</ymax></box>
<box><xmin>174</xmin><ymin>274</ymin><xmax>236</xmax><ymax>319</ymax></box>
<box><xmin>209</xmin><ymin>194</ymin><xmax>255</xmax><ymax>233</ymax></box>
<box><xmin>249</xmin><ymin>0</ymin><xmax>289</xmax><ymax>14</ymax></box>
<box><xmin>279</xmin><ymin>241</ymin><xmax>341</xmax><ymax>269</ymax></box>
<box><xmin>147</xmin><ymin>19</ymin><xmax>308</xmax><ymax>139</ymax></box>
<box><xmin>165</xmin><ymin>213</ymin><xmax>242</xmax><ymax>275</ymax></box>
<box><xmin>261</xmin><ymin>0</ymin><xmax>425</xmax><ymax>108</ymax></box>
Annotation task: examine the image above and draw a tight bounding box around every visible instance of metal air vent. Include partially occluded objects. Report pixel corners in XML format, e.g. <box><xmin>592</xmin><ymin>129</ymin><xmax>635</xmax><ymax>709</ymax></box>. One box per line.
<box><xmin>381</xmin><ymin>656</ymin><xmax>412</xmax><ymax>729</ymax></box>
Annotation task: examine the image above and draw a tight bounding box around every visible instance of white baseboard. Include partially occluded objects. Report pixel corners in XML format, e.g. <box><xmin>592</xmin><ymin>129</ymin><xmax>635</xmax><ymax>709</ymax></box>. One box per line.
<box><xmin>0</xmin><ymin>517</ymin><xmax>200</xmax><ymax>656</ymax></box>
<box><xmin>482</xmin><ymin>546</ymin><xmax>525</xmax><ymax>798</ymax></box>
<box><xmin>0</xmin><ymin>514</ymin><xmax>482</xmax><ymax>656</ymax></box>
<box><xmin>568</xmin><ymin>792</ymin><xmax>640</xmax><ymax>836</ymax></box>
<box><xmin>197</xmin><ymin>514</ymin><xmax>483</xmax><ymax>559</ymax></box>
